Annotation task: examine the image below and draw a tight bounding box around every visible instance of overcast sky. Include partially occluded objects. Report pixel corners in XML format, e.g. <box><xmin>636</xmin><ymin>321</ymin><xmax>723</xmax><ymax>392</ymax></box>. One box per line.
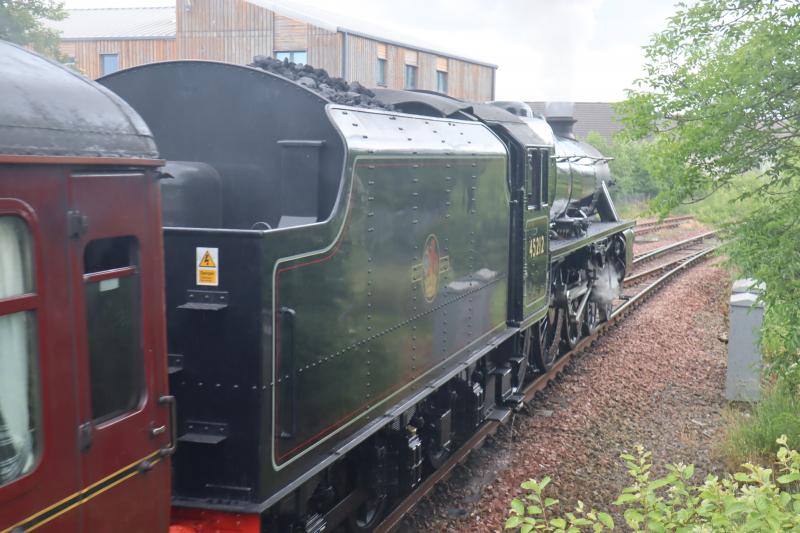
<box><xmin>63</xmin><ymin>0</ymin><xmax>680</xmax><ymax>102</ymax></box>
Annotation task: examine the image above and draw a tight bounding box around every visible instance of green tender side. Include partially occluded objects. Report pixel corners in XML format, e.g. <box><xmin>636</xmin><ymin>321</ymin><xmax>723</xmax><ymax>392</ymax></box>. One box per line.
<box><xmin>265</xmin><ymin>151</ymin><xmax>510</xmax><ymax>468</ymax></box>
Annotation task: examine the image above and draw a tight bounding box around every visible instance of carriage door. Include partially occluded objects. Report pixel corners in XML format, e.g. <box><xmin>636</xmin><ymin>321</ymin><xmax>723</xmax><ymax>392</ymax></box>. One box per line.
<box><xmin>522</xmin><ymin>148</ymin><xmax>550</xmax><ymax>319</ymax></box>
<box><xmin>69</xmin><ymin>172</ymin><xmax>170</xmax><ymax>532</ymax></box>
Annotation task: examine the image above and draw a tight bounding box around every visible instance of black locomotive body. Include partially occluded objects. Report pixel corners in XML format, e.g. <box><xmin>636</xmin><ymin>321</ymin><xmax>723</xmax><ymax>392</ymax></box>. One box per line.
<box><xmin>98</xmin><ymin>61</ymin><xmax>633</xmax><ymax>532</ymax></box>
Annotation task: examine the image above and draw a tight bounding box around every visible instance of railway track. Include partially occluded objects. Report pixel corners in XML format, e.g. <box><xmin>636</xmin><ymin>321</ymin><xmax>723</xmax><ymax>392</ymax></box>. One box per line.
<box><xmin>375</xmin><ymin>242</ymin><xmax>719</xmax><ymax>533</ymax></box>
<box><xmin>634</xmin><ymin>215</ymin><xmax>695</xmax><ymax>235</ymax></box>
<box><xmin>632</xmin><ymin>230</ymin><xmax>717</xmax><ymax>265</ymax></box>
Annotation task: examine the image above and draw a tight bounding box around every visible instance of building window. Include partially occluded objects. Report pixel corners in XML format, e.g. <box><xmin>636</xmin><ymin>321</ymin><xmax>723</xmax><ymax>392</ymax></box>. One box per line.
<box><xmin>275</xmin><ymin>51</ymin><xmax>307</xmax><ymax>65</ymax></box>
<box><xmin>437</xmin><ymin>70</ymin><xmax>448</xmax><ymax>94</ymax></box>
<box><xmin>404</xmin><ymin>64</ymin><xmax>417</xmax><ymax>90</ymax></box>
<box><xmin>376</xmin><ymin>58</ymin><xmax>387</xmax><ymax>86</ymax></box>
<box><xmin>83</xmin><ymin>236</ymin><xmax>144</xmax><ymax>422</ymax></box>
<box><xmin>0</xmin><ymin>215</ymin><xmax>40</xmax><ymax>486</ymax></box>
<box><xmin>100</xmin><ymin>53</ymin><xmax>119</xmax><ymax>75</ymax></box>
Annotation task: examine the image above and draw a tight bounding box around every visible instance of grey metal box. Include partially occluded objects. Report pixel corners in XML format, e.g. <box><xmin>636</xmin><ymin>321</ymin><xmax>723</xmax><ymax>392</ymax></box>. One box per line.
<box><xmin>726</xmin><ymin>283</ymin><xmax>764</xmax><ymax>402</ymax></box>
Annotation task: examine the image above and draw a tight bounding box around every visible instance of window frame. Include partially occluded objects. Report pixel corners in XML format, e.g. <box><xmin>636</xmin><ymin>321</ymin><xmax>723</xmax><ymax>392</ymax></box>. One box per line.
<box><xmin>404</xmin><ymin>64</ymin><xmax>418</xmax><ymax>90</ymax></box>
<box><xmin>100</xmin><ymin>53</ymin><xmax>119</xmax><ymax>76</ymax></box>
<box><xmin>376</xmin><ymin>58</ymin><xmax>387</xmax><ymax>86</ymax></box>
<box><xmin>436</xmin><ymin>70</ymin><xmax>448</xmax><ymax>94</ymax></box>
<box><xmin>82</xmin><ymin>236</ymin><xmax>145</xmax><ymax>425</ymax></box>
<box><xmin>527</xmin><ymin>148</ymin><xmax>550</xmax><ymax>209</ymax></box>
<box><xmin>0</xmin><ymin>199</ymin><xmax>44</xmax><ymax>492</ymax></box>
<box><xmin>275</xmin><ymin>50</ymin><xmax>307</xmax><ymax>65</ymax></box>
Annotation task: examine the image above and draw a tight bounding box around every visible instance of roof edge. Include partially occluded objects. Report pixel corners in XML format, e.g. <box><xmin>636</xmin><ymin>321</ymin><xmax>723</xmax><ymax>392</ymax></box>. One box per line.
<box><xmin>64</xmin><ymin>6</ymin><xmax>174</xmax><ymax>10</ymax></box>
<box><xmin>247</xmin><ymin>0</ymin><xmax>496</xmax><ymax>69</ymax></box>
<box><xmin>339</xmin><ymin>27</ymin><xmax>497</xmax><ymax>69</ymax></box>
<box><xmin>61</xmin><ymin>36</ymin><xmax>176</xmax><ymax>41</ymax></box>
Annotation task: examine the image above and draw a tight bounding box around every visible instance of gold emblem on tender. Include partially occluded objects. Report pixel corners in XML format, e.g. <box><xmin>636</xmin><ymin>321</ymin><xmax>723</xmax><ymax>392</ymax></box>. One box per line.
<box><xmin>411</xmin><ymin>234</ymin><xmax>450</xmax><ymax>302</ymax></box>
<box><xmin>422</xmin><ymin>234</ymin><xmax>440</xmax><ymax>302</ymax></box>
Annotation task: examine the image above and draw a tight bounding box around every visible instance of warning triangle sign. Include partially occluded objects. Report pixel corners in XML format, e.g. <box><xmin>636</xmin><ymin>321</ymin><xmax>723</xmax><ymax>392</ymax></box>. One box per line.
<box><xmin>199</xmin><ymin>250</ymin><xmax>216</xmax><ymax>268</ymax></box>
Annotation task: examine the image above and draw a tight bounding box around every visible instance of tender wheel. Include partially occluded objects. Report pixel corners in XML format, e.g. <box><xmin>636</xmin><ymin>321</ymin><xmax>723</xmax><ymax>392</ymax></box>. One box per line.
<box><xmin>427</xmin><ymin>443</ymin><xmax>450</xmax><ymax>471</ymax></box>
<box><xmin>346</xmin><ymin>493</ymin><xmax>388</xmax><ymax>532</ymax></box>
<box><xmin>531</xmin><ymin>311</ymin><xmax>559</xmax><ymax>372</ymax></box>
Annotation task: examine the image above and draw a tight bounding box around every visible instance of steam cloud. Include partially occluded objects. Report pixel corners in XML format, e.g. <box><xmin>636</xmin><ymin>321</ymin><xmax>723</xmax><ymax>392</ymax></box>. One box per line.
<box><xmin>592</xmin><ymin>261</ymin><xmax>621</xmax><ymax>307</ymax></box>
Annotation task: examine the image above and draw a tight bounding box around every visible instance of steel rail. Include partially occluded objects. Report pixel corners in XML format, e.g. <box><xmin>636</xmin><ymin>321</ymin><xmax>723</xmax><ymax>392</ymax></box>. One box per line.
<box><xmin>634</xmin><ymin>215</ymin><xmax>694</xmax><ymax>235</ymax></box>
<box><xmin>632</xmin><ymin>230</ymin><xmax>717</xmax><ymax>266</ymax></box>
<box><xmin>635</xmin><ymin>215</ymin><xmax>694</xmax><ymax>229</ymax></box>
<box><xmin>375</xmin><ymin>245</ymin><xmax>719</xmax><ymax>533</ymax></box>
<box><xmin>625</xmin><ymin>246</ymin><xmax>707</xmax><ymax>286</ymax></box>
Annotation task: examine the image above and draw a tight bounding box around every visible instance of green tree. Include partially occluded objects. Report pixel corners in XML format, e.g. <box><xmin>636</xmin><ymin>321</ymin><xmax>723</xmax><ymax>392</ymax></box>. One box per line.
<box><xmin>618</xmin><ymin>0</ymin><xmax>800</xmax><ymax>372</ymax></box>
<box><xmin>584</xmin><ymin>132</ymin><xmax>662</xmax><ymax>199</ymax></box>
<box><xmin>0</xmin><ymin>0</ymin><xmax>66</xmax><ymax>58</ymax></box>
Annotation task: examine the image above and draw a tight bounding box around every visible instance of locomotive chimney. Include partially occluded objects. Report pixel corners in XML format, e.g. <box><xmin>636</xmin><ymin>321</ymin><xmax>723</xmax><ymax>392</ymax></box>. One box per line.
<box><xmin>545</xmin><ymin>101</ymin><xmax>577</xmax><ymax>140</ymax></box>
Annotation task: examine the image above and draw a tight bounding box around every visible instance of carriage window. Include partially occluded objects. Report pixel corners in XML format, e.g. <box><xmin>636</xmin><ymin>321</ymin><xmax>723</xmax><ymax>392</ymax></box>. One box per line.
<box><xmin>83</xmin><ymin>236</ymin><xmax>144</xmax><ymax>422</ymax></box>
<box><xmin>0</xmin><ymin>216</ymin><xmax>41</xmax><ymax>486</ymax></box>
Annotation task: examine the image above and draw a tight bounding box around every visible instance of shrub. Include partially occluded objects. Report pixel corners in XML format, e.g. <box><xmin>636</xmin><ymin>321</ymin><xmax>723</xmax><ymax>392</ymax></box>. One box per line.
<box><xmin>505</xmin><ymin>436</ymin><xmax>800</xmax><ymax>532</ymax></box>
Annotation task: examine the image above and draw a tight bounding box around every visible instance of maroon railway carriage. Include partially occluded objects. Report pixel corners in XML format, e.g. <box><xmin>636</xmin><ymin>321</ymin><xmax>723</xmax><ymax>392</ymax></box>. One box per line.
<box><xmin>0</xmin><ymin>42</ymin><xmax>173</xmax><ymax>532</ymax></box>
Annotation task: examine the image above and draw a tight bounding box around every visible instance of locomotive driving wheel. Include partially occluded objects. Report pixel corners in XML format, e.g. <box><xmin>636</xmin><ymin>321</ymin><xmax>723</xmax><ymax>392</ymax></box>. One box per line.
<box><xmin>563</xmin><ymin>297</ymin><xmax>584</xmax><ymax>350</ymax></box>
<box><xmin>531</xmin><ymin>309</ymin><xmax>560</xmax><ymax>372</ymax></box>
<box><xmin>583</xmin><ymin>297</ymin><xmax>607</xmax><ymax>335</ymax></box>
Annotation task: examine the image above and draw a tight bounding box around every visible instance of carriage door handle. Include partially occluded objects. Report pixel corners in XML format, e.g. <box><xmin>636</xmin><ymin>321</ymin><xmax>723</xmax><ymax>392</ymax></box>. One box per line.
<box><xmin>158</xmin><ymin>395</ymin><xmax>177</xmax><ymax>457</ymax></box>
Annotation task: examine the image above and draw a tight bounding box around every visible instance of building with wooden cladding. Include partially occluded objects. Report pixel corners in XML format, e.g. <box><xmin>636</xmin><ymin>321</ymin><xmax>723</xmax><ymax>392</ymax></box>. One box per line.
<box><xmin>51</xmin><ymin>0</ymin><xmax>497</xmax><ymax>101</ymax></box>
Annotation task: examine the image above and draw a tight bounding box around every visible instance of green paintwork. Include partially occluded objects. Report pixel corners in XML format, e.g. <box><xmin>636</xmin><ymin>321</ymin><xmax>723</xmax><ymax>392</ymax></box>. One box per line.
<box><xmin>522</xmin><ymin>148</ymin><xmax>550</xmax><ymax>318</ymax></box>
<box><xmin>263</xmin><ymin>149</ymin><xmax>510</xmax><ymax>468</ymax></box>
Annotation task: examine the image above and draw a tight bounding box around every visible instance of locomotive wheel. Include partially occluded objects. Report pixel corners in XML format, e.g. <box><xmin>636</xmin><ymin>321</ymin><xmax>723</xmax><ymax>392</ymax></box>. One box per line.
<box><xmin>583</xmin><ymin>297</ymin><xmax>610</xmax><ymax>335</ymax></box>
<box><xmin>531</xmin><ymin>312</ymin><xmax>559</xmax><ymax>372</ymax></box>
<box><xmin>427</xmin><ymin>443</ymin><xmax>450</xmax><ymax>471</ymax></box>
<box><xmin>563</xmin><ymin>299</ymin><xmax>583</xmax><ymax>350</ymax></box>
<box><xmin>599</xmin><ymin>299</ymin><xmax>614</xmax><ymax>322</ymax></box>
<box><xmin>346</xmin><ymin>492</ymin><xmax>388</xmax><ymax>532</ymax></box>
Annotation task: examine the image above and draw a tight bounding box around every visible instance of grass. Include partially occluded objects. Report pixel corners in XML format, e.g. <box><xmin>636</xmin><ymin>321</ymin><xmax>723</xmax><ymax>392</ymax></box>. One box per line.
<box><xmin>721</xmin><ymin>380</ymin><xmax>800</xmax><ymax>468</ymax></box>
<box><xmin>616</xmin><ymin>198</ymin><xmax>653</xmax><ymax>220</ymax></box>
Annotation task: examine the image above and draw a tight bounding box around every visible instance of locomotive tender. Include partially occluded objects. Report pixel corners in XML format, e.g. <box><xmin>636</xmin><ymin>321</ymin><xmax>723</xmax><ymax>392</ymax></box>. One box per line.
<box><xmin>0</xmin><ymin>43</ymin><xmax>633</xmax><ymax>533</ymax></box>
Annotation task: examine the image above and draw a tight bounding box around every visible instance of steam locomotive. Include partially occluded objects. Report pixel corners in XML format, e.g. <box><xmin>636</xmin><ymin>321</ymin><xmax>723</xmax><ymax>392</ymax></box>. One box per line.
<box><xmin>0</xmin><ymin>41</ymin><xmax>632</xmax><ymax>533</ymax></box>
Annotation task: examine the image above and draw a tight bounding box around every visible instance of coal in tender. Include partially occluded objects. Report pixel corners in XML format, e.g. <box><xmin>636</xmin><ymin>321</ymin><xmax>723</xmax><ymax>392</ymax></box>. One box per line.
<box><xmin>250</xmin><ymin>56</ymin><xmax>394</xmax><ymax>110</ymax></box>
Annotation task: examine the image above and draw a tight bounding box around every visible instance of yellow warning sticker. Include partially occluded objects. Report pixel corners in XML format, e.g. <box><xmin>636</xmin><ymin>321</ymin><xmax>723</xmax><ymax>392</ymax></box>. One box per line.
<box><xmin>196</xmin><ymin>247</ymin><xmax>219</xmax><ymax>286</ymax></box>
<box><xmin>198</xmin><ymin>269</ymin><xmax>217</xmax><ymax>285</ymax></box>
<box><xmin>199</xmin><ymin>250</ymin><xmax>216</xmax><ymax>268</ymax></box>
